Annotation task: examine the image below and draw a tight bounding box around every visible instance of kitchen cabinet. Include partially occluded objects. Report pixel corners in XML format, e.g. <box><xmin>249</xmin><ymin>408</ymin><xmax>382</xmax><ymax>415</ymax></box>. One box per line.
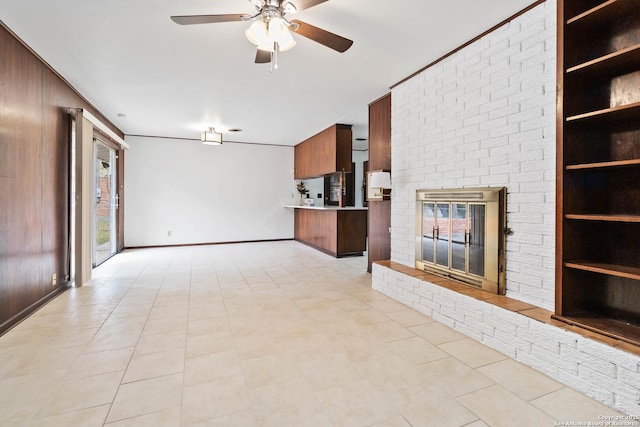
<box><xmin>292</xmin><ymin>206</ymin><xmax>367</xmax><ymax>257</ymax></box>
<box><xmin>294</xmin><ymin>124</ymin><xmax>352</xmax><ymax>179</ymax></box>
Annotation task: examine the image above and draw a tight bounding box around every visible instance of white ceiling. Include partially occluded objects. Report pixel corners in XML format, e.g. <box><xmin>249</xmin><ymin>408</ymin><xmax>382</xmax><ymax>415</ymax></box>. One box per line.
<box><xmin>0</xmin><ymin>0</ymin><xmax>535</xmax><ymax>149</ymax></box>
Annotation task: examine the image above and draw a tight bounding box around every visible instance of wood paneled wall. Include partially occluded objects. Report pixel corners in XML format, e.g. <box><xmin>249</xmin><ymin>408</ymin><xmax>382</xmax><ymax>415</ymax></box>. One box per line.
<box><xmin>367</xmin><ymin>93</ymin><xmax>392</xmax><ymax>272</ymax></box>
<box><xmin>0</xmin><ymin>24</ymin><xmax>123</xmax><ymax>334</ymax></box>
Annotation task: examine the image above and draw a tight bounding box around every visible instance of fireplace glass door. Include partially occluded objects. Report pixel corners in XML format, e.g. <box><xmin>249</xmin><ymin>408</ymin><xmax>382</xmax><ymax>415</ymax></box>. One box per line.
<box><xmin>421</xmin><ymin>202</ymin><xmax>484</xmax><ymax>278</ymax></box>
<box><xmin>416</xmin><ymin>187</ymin><xmax>505</xmax><ymax>294</ymax></box>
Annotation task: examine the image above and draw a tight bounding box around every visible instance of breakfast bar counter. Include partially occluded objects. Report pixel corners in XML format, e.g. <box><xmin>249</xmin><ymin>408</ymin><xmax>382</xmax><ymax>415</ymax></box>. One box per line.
<box><xmin>286</xmin><ymin>206</ymin><xmax>367</xmax><ymax>257</ymax></box>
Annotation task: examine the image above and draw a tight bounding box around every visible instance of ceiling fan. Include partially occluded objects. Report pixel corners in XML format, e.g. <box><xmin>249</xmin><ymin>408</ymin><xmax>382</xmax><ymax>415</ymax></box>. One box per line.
<box><xmin>170</xmin><ymin>0</ymin><xmax>353</xmax><ymax>69</ymax></box>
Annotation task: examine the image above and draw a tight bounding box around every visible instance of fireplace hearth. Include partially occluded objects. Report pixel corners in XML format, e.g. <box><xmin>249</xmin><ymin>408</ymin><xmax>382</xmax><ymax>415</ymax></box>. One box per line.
<box><xmin>415</xmin><ymin>187</ymin><xmax>507</xmax><ymax>294</ymax></box>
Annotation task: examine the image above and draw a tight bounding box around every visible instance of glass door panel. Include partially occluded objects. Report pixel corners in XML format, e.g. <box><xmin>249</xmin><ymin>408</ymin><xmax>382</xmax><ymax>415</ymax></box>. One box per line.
<box><xmin>420</xmin><ymin>201</ymin><xmax>488</xmax><ymax>278</ymax></box>
<box><xmin>93</xmin><ymin>140</ymin><xmax>117</xmax><ymax>266</ymax></box>
<box><xmin>435</xmin><ymin>203</ymin><xmax>450</xmax><ymax>268</ymax></box>
<box><xmin>451</xmin><ymin>203</ymin><xmax>467</xmax><ymax>272</ymax></box>
<box><xmin>422</xmin><ymin>202</ymin><xmax>435</xmax><ymax>263</ymax></box>
<box><xmin>469</xmin><ymin>204</ymin><xmax>486</xmax><ymax>277</ymax></box>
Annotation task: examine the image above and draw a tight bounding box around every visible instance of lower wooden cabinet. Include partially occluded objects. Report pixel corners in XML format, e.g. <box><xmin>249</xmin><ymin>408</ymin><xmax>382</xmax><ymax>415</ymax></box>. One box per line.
<box><xmin>293</xmin><ymin>207</ymin><xmax>367</xmax><ymax>257</ymax></box>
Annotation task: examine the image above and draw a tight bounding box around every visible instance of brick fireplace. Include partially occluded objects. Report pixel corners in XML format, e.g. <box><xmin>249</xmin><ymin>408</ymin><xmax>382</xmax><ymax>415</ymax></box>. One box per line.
<box><xmin>371</xmin><ymin>0</ymin><xmax>640</xmax><ymax>415</ymax></box>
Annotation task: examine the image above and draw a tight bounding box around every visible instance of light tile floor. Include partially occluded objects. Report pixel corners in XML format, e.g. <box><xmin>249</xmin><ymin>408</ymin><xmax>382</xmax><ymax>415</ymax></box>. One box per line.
<box><xmin>0</xmin><ymin>241</ymin><xmax>635</xmax><ymax>426</ymax></box>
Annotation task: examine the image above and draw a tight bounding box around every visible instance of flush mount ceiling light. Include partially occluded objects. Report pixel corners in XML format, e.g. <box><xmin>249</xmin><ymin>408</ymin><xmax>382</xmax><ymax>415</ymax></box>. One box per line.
<box><xmin>170</xmin><ymin>0</ymin><xmax>353</xmax><ymax>72</ymax></box>
<box><xmin>201</xmin><ymin>127</ymin><xmax>222</xmax><ymax>145</ymax></box>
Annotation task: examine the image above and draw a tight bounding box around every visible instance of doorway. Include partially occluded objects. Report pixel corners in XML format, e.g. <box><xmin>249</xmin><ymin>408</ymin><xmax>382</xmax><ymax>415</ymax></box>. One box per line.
<box><xmin>93</xmin><ymin>139</ymin><xmax>118</xmax><ymax>266</ymax></box>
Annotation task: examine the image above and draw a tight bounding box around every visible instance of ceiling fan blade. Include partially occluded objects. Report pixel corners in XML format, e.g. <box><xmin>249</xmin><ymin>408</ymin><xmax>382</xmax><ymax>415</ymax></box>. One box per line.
<box><xmin>255</xmin><ymin>49</ymin><xmax>271</xmax><ymax>64</ymax></box>
<box><xmin>290</xmin><ymin>20</ymin><xmax>353</xmax><ymax>53</ymax></box>
<box><xmin>292</xmin><ymin>0</ymin><xmax>329</xmax><ymax>12</ymax></box>
<box><xmin>170</xmin><ymin>14</ymin><xmax>247</xmax><ymax>25</ymax></box>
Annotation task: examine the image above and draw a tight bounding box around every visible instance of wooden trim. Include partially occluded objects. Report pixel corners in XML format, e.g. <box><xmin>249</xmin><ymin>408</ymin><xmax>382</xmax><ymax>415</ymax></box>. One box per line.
<box><xmin>0</xmin><ymin>285</ymin><xmax>69</xmax><ymax>336</ymax></box>
<box><xmin>390</xmin><ymin>0</ymin><xmax>547</xmax><ymax>89</ymax></box>
<box><xmin>83</xmin><ymin>109</ymin><xmax>128</xmax><ymax>149</ymax></box>
<box><xmin>125</xmin><ymin>134</ymin><xmax>294</xmax><ymax>148</ymax></box>
<box><xmin>294</xmin><ymin>239</ymin><xmax>339</xmax><ymax>258</ymax></box>
<box><xmin>376</xmin><ymin>260</ymin><xmax>640</xmax><ymax>354</ymax></box>
<box><xmin>125</xmin><ymin>238</ymin><xmax>294</xmax><ymax>250</ymax></box>
<box><xmin>555</xmin><ymin>0</ymin><xmax>565</xmax><ymax>316</ymax></box>
<box><xmin>368</xmin><ymin>92</ymin><xmax>392</xmax><ymax>107</ymax></box>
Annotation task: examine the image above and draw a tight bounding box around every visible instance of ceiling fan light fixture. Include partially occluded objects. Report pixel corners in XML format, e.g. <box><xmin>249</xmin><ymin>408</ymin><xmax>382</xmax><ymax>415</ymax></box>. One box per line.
<box><xmin>246</xmin><ymin>16</ymin><xmax>295</xmax><ymax>53</ymax></box>
<box><xmin>275</xmin><ymin>29</ymin><xmax>296</xmax><ymax>51</ymax></box>
<box><xmin>201</xmin><ymin>128</ymin><xmax>222</xmax><ymax>145</ymax></box>
<box><xmin>245</xmin><ymin>20</ymin><xmax>268</xmax><ymax>46</ymax></box>
<box><xmin>171</xmin><ymin>0</ymin><xmax>354</xmax><ymax>68</ymax></box>
<box><xmin>267</xmin><ymin>17</ymin><xmax>295</xmax><ymax>51</ymax></box>
<box><xmin>268</xmin><ymin>17</ymin><xmax>287</xmax><ymax>37</ymax></box>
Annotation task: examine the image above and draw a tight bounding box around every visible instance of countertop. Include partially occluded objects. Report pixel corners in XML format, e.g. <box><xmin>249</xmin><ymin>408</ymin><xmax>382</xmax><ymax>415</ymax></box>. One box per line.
<box><xmin>285</xmin><ymin>205</ymin><xmax>368</xmax><ymax>211</ymax></box>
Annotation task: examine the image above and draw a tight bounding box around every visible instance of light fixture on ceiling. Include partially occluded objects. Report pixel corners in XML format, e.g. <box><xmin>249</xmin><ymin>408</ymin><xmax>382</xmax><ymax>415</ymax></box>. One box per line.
<box><xmin>243</xmin><ymin>2</ymin><xmax>301</xmax><ymax>71</ymax></box>
<box><xmin>171</xmin><ymin>1</ymin><xmax>353</xmax><ymax>69</ymax></box>
<box><xmin>201</xmin><ymin>128</ymin><xmax>222</xmax><ymax>145</ymax></box>
<box><xmin>245</xmin><ymin>17</ymin><xmax>296</xmax><ymax>53</ymax></box>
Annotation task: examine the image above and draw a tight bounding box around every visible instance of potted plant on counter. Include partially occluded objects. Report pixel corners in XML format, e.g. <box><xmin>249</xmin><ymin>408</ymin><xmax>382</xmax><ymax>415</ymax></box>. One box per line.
<box><xmin>296</xmin><ymin>181</ymin><xmax>308</xmax><ymax>206</ymax></box>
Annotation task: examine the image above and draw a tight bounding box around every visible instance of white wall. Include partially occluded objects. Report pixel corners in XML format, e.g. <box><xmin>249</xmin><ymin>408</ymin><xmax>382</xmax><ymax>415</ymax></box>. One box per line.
<box><xmin>353</xmin><ymin>150</ymin><xmax>369</xmax><ymax>208</ymax></box>
<box><xmin>390</xmin><ymin>0</ymin><xmax>556</xmax><ymax>309</ymax></box>
<box><xmin>124</xmin><ymin>135</ymin><xmax>295</xmax><ymax>247</ymax></box>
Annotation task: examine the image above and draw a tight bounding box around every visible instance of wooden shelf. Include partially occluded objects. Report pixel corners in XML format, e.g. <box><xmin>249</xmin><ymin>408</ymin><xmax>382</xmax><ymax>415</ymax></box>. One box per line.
<box><xmin>565</xmin><ymin>213</ymin><xmax>640</xmax><ymax>222</ymax></box>
<box><xmin>565</xmin><ymin>261</ymin><xmax>640</xmax><ymax>281</ymax></box>
<box><xmin>558</xmin><ymin>0</ymin><xmax>640</xmax><ymax>346</ymax></box>
<box><xmin>564</xmin><ymin>214</ymin><xmax>640</xmax><ymax>223</ymax></box>
<box><xmin>566</xmin><ymin>101</ymin><xmax>640</xmax><ymax>124</ymax></box>
<box><xmin>566</xmin><ymin>43</ymin><xmax>640</xmax><ymax>79</ymax></box>
<box><xmin>567</xmin><ymin>0</ymin><xmax>634</xmax><ymax>27</ymax></box>
<box><xmin>566</xmin><ymin>158</ymin><xmax>640</xmax><ymax>170</ymax></box>
<box><xmin>553</xmin><ymin>313</ymin><xmax>640</xmax><ymax>347</ymax></box>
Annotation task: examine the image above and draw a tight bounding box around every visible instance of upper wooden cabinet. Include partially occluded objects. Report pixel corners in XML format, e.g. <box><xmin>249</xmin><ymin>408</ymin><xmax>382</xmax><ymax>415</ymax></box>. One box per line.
<box><xmin>555</xmin><ymin>0</ymin><xmax>640</xmax><ymax>345</ymax></box>
<box><xmin>368</xmin><ymin>94</ymin><xmax>392</xmax><ymax>171</ymax></box>
<box><xmin>294</xmin><ymin>124</ymin><xmax>352</xmax><ymax>179</ymax></box>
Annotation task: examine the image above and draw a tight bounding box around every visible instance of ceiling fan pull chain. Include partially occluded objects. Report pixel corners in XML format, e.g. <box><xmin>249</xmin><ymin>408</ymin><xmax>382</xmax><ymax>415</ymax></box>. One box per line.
<box><xmin>270</xmin><ymin>41</ymin><xmax>279</xmax><ymax>72</ymax></box>
<box><xmin>274</xmin><ymin>42</ymin><xmax>279</xmax><ymax>70</ymax></box>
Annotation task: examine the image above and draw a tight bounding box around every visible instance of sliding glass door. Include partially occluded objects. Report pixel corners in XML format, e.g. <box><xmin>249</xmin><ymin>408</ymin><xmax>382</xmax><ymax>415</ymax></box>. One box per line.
<box><xmin>93</xmin><ymin>139</ymin><xmax>117</xmax><ymax>266</ymax></box>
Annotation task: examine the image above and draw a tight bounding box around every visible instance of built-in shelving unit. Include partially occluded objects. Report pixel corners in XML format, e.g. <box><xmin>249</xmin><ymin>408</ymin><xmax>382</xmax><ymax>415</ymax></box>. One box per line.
<box><xmin>555</xmin><ymin>0</ymin><xmax>640</xmax><ymax>346</ymax></box>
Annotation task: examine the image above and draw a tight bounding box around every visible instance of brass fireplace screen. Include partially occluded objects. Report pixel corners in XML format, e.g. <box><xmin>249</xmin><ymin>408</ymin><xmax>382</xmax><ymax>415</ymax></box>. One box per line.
<box><xmin>415</xmin><ymin>187</ymin><xmax>506</xmax><ymax>294</ymax></box>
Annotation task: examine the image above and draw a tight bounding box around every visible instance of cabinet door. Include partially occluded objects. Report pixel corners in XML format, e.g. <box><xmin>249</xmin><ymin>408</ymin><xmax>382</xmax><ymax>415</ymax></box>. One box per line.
<box><xmin>295</xmin><ymin>124</ymin><xmax>353</xmax><ymax>179</ymax></box>
<box><xmin>311</xmin><ymin>126</ymin><xmax>337</xmax><ymax>177</ymax></box>
<box><xmin>335</xmin><ymin>125</ymin><xmax>353</xmax><ymax>173</ymax></box>
<box><xmin>294</xmin><ymin>140</ymin><xmax>311</xmax><ymax>179</ymax></box>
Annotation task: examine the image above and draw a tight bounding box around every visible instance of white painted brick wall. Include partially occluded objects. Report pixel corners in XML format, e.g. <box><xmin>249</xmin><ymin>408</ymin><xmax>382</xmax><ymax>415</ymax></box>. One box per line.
<box><xmin>376</xmin><ymin>1</ymin><xmax>640</xmax><ymax>414</ymax></box>
<box><xmin>372</xmin><ymin>263</ymin><xmax>640</xmax><ymax>415</ymax></box>
<box><xmin>390</xmin><ymin>0</ymin><xmax>557</xmax><ymax>310</ymax></box>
